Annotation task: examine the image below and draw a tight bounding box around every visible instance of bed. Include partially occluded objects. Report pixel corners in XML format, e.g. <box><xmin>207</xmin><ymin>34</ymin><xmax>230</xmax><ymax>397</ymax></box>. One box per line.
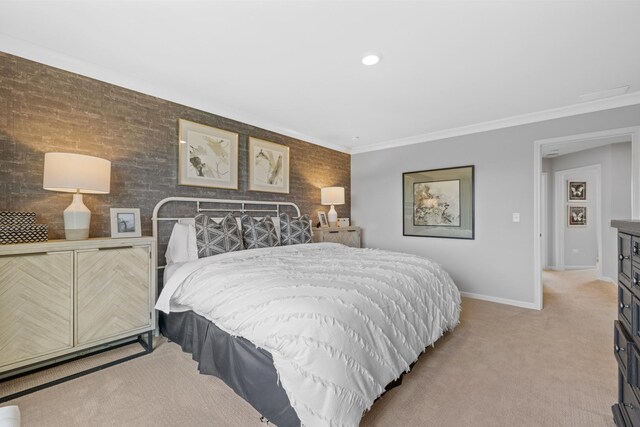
<box><xmin>152</xmin><ymin>197</ymin><xmax>461</xmax><ymax>427</ymax></box>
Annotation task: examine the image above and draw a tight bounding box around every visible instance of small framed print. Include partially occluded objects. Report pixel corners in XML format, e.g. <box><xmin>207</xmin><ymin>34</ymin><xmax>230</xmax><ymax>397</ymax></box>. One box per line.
<box><xmin>178</xmin><ymin>119</ymin><xmax>239</xmax><ymax>190</ymax></box>
<box><xmin>568</xmin><ymin>206</ymin><xmax>587</xmax><ymax>227</ymax></box>
<box><xmin>110</xmin><ymin>208</ymin><xmax>142</xmax><ymax>238</ymax></box>
<box><xmin>249</xmin><ymin>137</ymin><xmax>290</xmax><ymax>194</ymax></box>
<box><xmin>568</xmin><ymin>181</ymin><xmax>586</xmax><ymax>202</ymax></box>
<box><xmin>317</xmin><ymin>211</ymin><xmax>329</xmax><ymax>228</ymax></box>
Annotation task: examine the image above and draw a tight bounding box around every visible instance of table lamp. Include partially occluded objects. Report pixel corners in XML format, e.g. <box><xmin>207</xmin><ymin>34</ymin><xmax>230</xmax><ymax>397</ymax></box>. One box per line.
<box><xmin>43</xmin><ymin>152</ymin><xmax>111</xmax><ymax>240</ymax></box>
<box><xmin>321</xmin><ymin>186</ymin><xmax>345</xmax><ymax>227</ymax></box>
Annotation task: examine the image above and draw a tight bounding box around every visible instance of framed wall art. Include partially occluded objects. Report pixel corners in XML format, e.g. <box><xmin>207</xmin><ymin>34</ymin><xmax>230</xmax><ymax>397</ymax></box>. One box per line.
<box><xmin>568</xmin><ymin>206</ymin><xmax>587</xmax><ymax>227</ymax></box>
<box><xmin>110</xmin><ymin>208</ymin><xmax>141</xmax><ymax>238</ymax></box>
<box><xmin>249</xmin><ymin>137</ymin><xmax>290</xmax><ymax>194</ymax></box>
<box><xmin>567</xmin><ymin>180</ymin><xmax>586</xmax><ymax>202</ymax></box>
<box><xmin>402</xmin><ymin>165</ymin><xmax>475</xmax><ymax>239</ymax></box>
<box><xmin>178</xmin><ymin>119</ymin><xmax>239</xmax><ymax>189</ymax></box>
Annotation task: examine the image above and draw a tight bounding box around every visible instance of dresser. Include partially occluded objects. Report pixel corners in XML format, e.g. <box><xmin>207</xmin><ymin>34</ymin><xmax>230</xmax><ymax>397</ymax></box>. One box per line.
<box><xmin>0</xmin><ymin>237</ymin><xmax>156</xmax><ymax>378</ymax></box>
<box><xmin>612</xmin><ymin>220</ymin><xmax>640</xmax><ymax>426</ymax></box>
<box><xmin>313</xmin><ymin>226</ymin><xmax>361</xmax><ymax>248</ymax></box>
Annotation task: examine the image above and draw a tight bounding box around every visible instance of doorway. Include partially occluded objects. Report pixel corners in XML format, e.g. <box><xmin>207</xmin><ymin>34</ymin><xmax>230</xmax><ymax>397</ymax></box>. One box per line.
<box><xmin>533</xmin><ymin>126</ymin><xmax>640</xmax><ymax>309</ymax></box>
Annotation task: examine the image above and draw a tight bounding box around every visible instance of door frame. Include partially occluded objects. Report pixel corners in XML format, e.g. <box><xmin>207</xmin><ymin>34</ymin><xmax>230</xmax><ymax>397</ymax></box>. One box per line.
<box><xmin>533</xmin><ymin>126</ymin><xmax>640</xmax><ymax>310</ymax></box>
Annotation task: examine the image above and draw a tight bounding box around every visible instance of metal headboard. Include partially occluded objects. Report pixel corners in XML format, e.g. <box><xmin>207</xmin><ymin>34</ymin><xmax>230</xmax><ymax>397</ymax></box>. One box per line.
<box><xmin>151</xmin><ymin>196</ymin><xmax>302</xmax><ymax>271</ymax></box>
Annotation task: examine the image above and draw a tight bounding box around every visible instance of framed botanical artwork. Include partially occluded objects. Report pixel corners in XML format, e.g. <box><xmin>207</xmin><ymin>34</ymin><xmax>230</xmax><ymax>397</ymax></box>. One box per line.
<box><xmin>402</xmin><ymin>165</ymin><xmax>475</xmax><ymax>239</ymax></box>
<box><xmin>249</xmin><ymin>137</ymin><xmax>290</xmax><ymax>194</ymax></box>
<box><xmin>110</xmin><ymin>208</ymin><xmax>142</xmax><ymax>238</ymax></box>
<box><xmin>568</xmin><ymin>206</ymin><xmax>587</xmax><ymax>227</ymax></box>
<box><xmin>178</xmin><ymin>119</ymin><xmax>239</xmax><ymax>189</ymax></box>
<box><xmin>317</xmin><ymin>211</ymin><xmax>329</xmax><ymax>228</ymax></box>
<box><xmin>568</xmin><ymin>181</ymin><xmax>586</xmax><ymax>202</ymax></box>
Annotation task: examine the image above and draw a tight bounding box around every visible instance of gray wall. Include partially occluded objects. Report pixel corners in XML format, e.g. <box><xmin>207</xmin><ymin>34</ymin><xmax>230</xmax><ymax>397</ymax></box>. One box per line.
<box><xmin>0</xmin><ymin>52</ymin><xmax>351</xmax><ymax>239</ymax></box>
<box><xmin>544</xmin><ymin>143</ymin><xmax>631</xmax><ymax>280</ymax></box>
<box><xmin>352</xmin><ymin>105</ymin><xmax>640</xmax><ymax>305</ymax></box>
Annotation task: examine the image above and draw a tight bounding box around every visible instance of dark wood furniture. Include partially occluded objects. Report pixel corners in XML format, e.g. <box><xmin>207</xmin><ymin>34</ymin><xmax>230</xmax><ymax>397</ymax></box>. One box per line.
<box><xmin>612</xmin><ymin>220</ymin><xmax>640</xmax><ymax>426</ymax></box>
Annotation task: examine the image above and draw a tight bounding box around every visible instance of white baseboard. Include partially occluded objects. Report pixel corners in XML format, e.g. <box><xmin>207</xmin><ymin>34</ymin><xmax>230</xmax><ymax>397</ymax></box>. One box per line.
<box><xmin>459</xmin><ymin>291</ymin><xmax>539</xmax><ymax>310</ymax></box>
<box><xmin>564</xmin><ymin>265</ymin><xmax>598</xmax><ymax>270</ymax></box>
<box><xmin>598</xmin><ymin>276</ymin><xmax>617</xmax><ymax>285</ymax></box>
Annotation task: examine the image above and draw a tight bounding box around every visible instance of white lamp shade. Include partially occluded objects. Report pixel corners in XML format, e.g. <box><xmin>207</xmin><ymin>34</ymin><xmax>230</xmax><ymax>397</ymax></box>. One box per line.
<box><xmin>43</xmin><ymin>152</ymin><xmax>111</xmax><ymax>194</ymax></box>
<box><xmin>321</xmin><ymin>187</ymin><xmax>345</xmax><ymax>205</ymax></box>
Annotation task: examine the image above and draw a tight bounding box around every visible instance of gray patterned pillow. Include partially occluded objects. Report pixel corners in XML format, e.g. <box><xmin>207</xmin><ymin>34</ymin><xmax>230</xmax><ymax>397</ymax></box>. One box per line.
<box><xmin>279</xmin><ymin>213</ymin><xmax>312</xmax><ymax>245</ymax></box>
<box><xmin>194</xmin><ymin>213</ymin><xmax>244</xmax><ymax>258</ymax></box>
<box><xmin>241</xmin><ymin>215</ymin><xmax>280</xmax><ymax>249</ymax></box>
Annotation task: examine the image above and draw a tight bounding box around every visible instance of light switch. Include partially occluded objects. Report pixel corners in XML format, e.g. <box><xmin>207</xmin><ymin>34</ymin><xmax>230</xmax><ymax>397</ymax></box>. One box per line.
<box><xmin>512</xmin><ymin>213</ymin><xmax>520</xmax><ymax>222</ymax></box>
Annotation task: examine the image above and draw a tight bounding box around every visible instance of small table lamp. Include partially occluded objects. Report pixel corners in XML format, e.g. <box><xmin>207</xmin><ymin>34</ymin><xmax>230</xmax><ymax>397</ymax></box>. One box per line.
<box><xmin>43</xmin><ymin>152</ymin><xmax>111</xmax><ymax>240</ymax></box>
<box><xmin>321</xmin><ymin>186</ymin><xmax>345</xmax><ymax>227</ymax></box>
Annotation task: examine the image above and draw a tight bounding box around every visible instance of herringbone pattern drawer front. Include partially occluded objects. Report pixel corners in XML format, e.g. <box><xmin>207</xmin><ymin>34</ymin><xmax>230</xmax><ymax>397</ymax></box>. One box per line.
<box><xmin>76</xmin><ymin>246</ymin><xmax>151</xmax><ymax>345</ymax></box>
<box><xmin>0</xmin><ymin>252</ymin><xmax>73</xmax><ymax>368</ymax></box>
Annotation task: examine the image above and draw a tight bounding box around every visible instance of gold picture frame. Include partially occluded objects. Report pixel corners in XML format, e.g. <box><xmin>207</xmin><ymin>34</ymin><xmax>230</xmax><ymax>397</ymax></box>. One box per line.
<box><xmin>178</xmin><ymin>119</ymin><xmax>239</xmax><ymax>189</ymax></box>
<box><xmin>248</xmin><ymin>138</ymin><xmax>290</xmax><ymax>194</ymax></box>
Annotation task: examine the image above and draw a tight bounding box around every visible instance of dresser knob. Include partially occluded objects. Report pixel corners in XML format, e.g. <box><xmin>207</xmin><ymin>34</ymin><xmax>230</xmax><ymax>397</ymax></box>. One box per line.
<box><xmin>634</xmin><ymin>276</ymin><xmax>639</xmax><ymax>286</ymax></box>
<box><xmin>625</xmin><ymin>403</ymin><xmax>635</xmax><ymax>410</ymax></box>
<box><xmin>621</xmin><ymin>302</ymin><xmax>630</xmax><ymax>309</ymax></box>
<box><xmin>634</xmin><ymin>245</ymin><xmax>639</xmax><ymax>255</ymax></box>
<box><xmin>616</xmin><ymin>345</ymin><xmax>626</xmax><ymax>352</ymax></box>
<box><xmin>621</xmin><ymin>254</ymin><xmax>630</xmax><ymax>261</ymax></box>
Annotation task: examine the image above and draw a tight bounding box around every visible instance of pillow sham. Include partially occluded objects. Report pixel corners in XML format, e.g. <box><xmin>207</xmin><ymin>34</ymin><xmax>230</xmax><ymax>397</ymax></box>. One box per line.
<box><xmin>241</xmin><ymin>215</ymin><xmax>280</xmax><ymax>249</ymax></box>
<box><xmin>194</xmin><ymin>213</ymin><xmax>244</xmax><ymax>258</ymax></box>
<box><xmin>279</xmin><ymin>213</ymin><xmax>312</xmax><ymax>245</ymax></box>
<box><xmin>165</xmin><ymin>222</ymin><xmax>199</xmax><ymax>264</ymax></box>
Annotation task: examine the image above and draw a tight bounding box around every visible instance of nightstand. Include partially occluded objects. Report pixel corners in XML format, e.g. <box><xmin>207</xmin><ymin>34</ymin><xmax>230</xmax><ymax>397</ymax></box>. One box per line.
<box><xmin>313</xmin><ymin>226</ymin><xmax>361</xmax><ymax>248</ymax></box>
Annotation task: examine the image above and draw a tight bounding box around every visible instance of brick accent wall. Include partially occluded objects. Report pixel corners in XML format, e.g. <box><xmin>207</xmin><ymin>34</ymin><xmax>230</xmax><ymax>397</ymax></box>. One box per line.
<box><xmin>0</xmin><ymin>52</ymin><xmax>351</xmax><ymax>240</ymax></box>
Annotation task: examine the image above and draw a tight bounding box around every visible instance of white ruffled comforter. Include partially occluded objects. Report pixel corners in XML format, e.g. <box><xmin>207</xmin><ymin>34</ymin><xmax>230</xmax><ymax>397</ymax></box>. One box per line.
<box><xmin>156</xmin><ymin>243</ymin><xmax>460</xmax><ymax>427</ymax></box>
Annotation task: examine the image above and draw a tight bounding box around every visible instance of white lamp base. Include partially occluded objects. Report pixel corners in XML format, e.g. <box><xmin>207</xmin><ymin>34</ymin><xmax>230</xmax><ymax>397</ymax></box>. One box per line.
<box><xmin>328</xmin><ymin>204</ymin><xmax>338</xmax><ymax>227</ymax></box>
<box><xmin>64</xmin><ymin>193</ymin><xmax>91</xmax><ymax>240</ymax></box>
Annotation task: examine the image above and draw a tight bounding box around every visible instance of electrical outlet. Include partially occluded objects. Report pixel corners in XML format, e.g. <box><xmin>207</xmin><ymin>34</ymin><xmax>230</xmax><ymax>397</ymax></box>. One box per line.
<box><xmin>512</xmin><ymin>213</ymin><xmax>520</xmax><ymax>223</ymax></box>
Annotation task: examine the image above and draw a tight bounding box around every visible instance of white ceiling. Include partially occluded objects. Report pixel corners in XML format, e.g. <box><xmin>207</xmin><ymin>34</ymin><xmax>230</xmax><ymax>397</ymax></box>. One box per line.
<box><xmin>1</xmin><ymin>1</ymin><xmax>640</xmax><ymax>154</ymax></box>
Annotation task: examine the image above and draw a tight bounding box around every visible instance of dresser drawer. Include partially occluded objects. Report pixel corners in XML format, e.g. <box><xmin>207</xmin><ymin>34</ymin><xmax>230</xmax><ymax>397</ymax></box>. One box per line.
<box><xmin>631</xmin><ymin>266</ymin><xmax>640</xmax><ymax>298</ymax></box>
<box><xmin>633</xmin><ymin>236</ymin><xmax>640</xmax><ymax>266</ymax></box>
<box><xmin>621</xmin><ymin>233</ymin><xmax>633</xmax><ymax>284</ymax></box>
<box><xmin>621</xmin><ymin>377</ymin><xmax>640</xmax><ymax>426</ymax></box>
<box><xmin>620</xmin><ymin>284</ymin><xmax>634</xmax><ymax>330</ymax></box>
<box><xmin>617</xmin><ymin>321</ymin><xmax>633</xmax><ymax>375</ymax></box>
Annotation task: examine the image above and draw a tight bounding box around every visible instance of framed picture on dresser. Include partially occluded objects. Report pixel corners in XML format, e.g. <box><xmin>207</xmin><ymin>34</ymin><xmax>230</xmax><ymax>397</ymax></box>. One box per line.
<box><xmin>110</xmin><ymin>208</ymin><xmax>142</xmax><ymax>238</ymax></box>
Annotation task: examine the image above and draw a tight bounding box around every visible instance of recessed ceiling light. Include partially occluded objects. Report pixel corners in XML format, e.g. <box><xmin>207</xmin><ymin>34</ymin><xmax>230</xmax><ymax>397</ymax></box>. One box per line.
<box><xmin>362</xmin><ymin>53</ymin><xmax>381</xmax><ymax>66</ymax></box>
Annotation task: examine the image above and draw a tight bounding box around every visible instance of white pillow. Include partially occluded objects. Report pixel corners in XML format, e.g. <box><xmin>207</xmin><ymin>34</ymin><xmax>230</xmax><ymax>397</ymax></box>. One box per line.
<box><xmin>165</xmin><ymin>222</ymin><xmax>198</xmax><ymax>264</ymax></box>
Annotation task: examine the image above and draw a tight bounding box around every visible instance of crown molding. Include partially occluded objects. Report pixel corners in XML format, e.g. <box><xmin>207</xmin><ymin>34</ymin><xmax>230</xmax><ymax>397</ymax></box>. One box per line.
<box><xmin>351</xmin><ymin>91</ymin><xmax>640</xmax><ymax>154</ymax></box>
<box><xmin>0</xmin><ymin>34</ymin><xmax>351</xmax><ymax>154</ymax></box>
<box><xmin>3</xmin><ymin>33</ymin><xmax>639</xmax><ymax>157</ymax></box>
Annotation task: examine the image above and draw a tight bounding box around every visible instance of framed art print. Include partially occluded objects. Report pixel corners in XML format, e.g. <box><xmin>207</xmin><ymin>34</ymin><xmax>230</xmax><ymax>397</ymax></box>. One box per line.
<box><xmin>567</xmin><ymin>181</ymin><xmax>586</xmax><ymax>202</ymax></box>
<box><xmin>249</xmin><ymin>137</ymin><xmax>290</xmax><ymax>194</ymax></box>
<box><xmin>178</xmin><ymin>119</ymin><xmax>239</xmax><ymax>189</ymax></box>
<box><xmin>317</xmin><ymin>211</ymin><xmax>329</xmax><ymax>227</ymax></box>
<box><xmin>110</xmin><ymin>208</ymin><xmax>142</xmax><ymax>238</ymax></box>
<box><xmin>403</xmin><ymin>165</ymin><xmax>475</xmax><ymax>239</ymax></box>
<box><xmin>568</xmin><ymin>206</ymin><xmax>587</xmax><ymax>227</ymax></box>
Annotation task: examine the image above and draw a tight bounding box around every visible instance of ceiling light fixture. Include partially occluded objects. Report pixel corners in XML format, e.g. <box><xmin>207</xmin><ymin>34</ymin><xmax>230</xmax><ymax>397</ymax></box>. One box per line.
<box><xmin>362</xmin><ymin>53</ymin><xmax>381</xmax><ymax>66</ymax></box>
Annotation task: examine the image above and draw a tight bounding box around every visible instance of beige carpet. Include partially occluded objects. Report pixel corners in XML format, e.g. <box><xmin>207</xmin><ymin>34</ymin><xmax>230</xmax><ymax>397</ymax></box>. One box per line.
<box><xmin>4</xmin><ymin>270</ymin><xmax>616</xmax><ymax>426</ymax></box>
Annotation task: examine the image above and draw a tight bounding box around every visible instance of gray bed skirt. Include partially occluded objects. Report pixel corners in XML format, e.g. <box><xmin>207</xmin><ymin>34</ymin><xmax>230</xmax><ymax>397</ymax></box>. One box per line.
<box><xmin>160</xmin><ymin>310</ymin><xmax>301</xmax><ymax>427</ymax></box>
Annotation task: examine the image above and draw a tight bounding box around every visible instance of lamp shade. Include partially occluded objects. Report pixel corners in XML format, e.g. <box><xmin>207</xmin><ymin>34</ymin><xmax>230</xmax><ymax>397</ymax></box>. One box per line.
<box><xmin>321</xmin><ymin>187</ymin><xmax>345</xmax><ymax>205</ymax></box>
<box><xmin>43</xmin><ymin>152</ymin><xmax>111</xmax><ymax>194</ymax></box>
